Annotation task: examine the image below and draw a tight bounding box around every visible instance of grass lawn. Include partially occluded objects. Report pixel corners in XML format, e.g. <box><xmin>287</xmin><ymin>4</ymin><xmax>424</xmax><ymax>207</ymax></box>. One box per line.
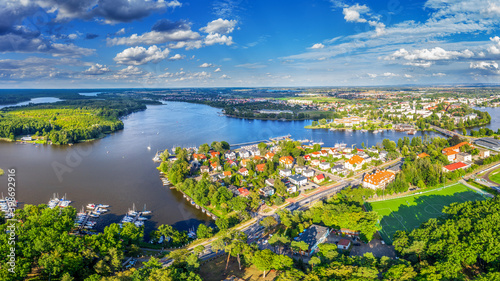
<box><xmin>366</xmin><ymin>183</ymin><xmax>487</xmax><ymax>245</ymax></box>
<box><xmin>199</xmin><ymin>255</ymin><xmax>277</xmax><ymax>281</ymax></box>
<box><xmin>488</xmin><ymin>168</ymin><xmax>500</xmax><ymax>184</ymax></box>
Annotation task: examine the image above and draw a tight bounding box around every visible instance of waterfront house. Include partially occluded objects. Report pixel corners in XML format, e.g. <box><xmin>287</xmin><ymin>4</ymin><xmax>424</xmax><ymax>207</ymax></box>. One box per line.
<box><xmin>259</xmin><ymin>186</ymin><xmax>275</xmax><ymax>197</ymax></box>
<box><xmin>200</xmin><ymin>166</ymin><xmax>210</xmax><ymax>174</ymax></box>
<box><xmin>319</xmin><ymin>162</ymin><xmax>331</xmax><ymax>170</ymax></box>
<box><xmin>289</xmin><ymin>174</ymin><xmax>308</xmax><ymax>186</ymax></box>
<box><xmin>280</xmin><ymin>169</ymin><xmax>292</xmax><ymax>177</ymax></box>
<box><xmin>238</xmin><ymin>168</ymin><xmax>249</xmax><ymax>176</ymax></box>
<box><xmin>362</xmin><ymin>170</ymin><xmax>395</xmax><ymax>190</ymax></box>
<box><xmin>345</xmin><ymin>155</ymin><xmax>365</xmax><ymax>171</ymax></box>
<box><xmin>337</xmin><ymin>239</ymin><xmax>351</xmax><ymax>250</ymax></box>
<box><xmin>265</xmin><ymin>178</ymin><xmax>275</xmax><ymax>186</ymax></box>
<box><xmin>303</xmin><ymin>169</ymin><xmax>315</xmax><ymax>178</ymax></box>
<box><xmin>279</xmin><ymin>156</ymin><xmax>294</xmax><ymax>169</ymax></box>
<box><xmin>249</xmin><ymin>147</ymin><xmax>260</xmax><ymax>156</ymax></box>
<box><xmin>256</xmin><ymin>163</ymin><xmax>266</xmax><ymax>172</ymax></box>
<box><xmin>238</xmin><ymin>187</ymin><xmax>250</xmax><ymax>197</ymax></box>
<box><xmin>443</xmin><ymin>162</ymin><xmax>468</xmax><ymax>172</ymax></box>
<box><xmin>314</xmin><ymin>174</ymin><xmax>326</xmax><ymax>184</ymax></box>
<box><xmin>320</xmin><ymin>150</ymin><xmax>328</xmax><ymax>157</ymax></box>
<box><xmin>293</xmin><ymin>224</ymin><xmax>330</xmax><ymax>256</ymax></box>
<box><xmin>225</xmin><ymin>151</ymin><xmax>236</xmax><ymax>160</ymax></box>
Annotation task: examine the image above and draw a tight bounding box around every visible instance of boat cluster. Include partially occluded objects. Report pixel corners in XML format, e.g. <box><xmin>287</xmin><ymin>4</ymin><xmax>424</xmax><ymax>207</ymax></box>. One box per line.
<box><xmin>119</xmin><ymin>204</ymin><xmax>152</xmax><ymax>228</ymax></box>
<box><xmin>74</xmin><ymin>203</ymin><xmax>110</xmax><ymax>230</ymax></box>
<box><xmin>48</xmin><ymin>194</ymin><xmax>72</xmax><ymax>209</ymax></box>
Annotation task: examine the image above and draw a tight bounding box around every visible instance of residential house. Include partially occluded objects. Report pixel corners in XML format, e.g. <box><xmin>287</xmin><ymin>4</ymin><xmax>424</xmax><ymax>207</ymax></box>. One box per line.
<box><xmin>379</xmin><ymin>151</ymin><xmax>388</xmax><ymax>159</ymax></box>
<box><xmin>332</xmin><ymin>153</ymin><xmax>343</xmax><ymax>159</ymax></box>
<box><xmin>280</xmin><ymin>169</ymin><xmax>292</xmax><ymax>177</ymax></box>
<box><xmin>303</xmin><ymin>169</ymin><xmax>315</xmax><ymax>178</ymax></box>
<box><xmin>331</xmin><ymin>164</ymin><xmax>345</xmax><ymax>173</ymax></box>
<box><xmin>337</xmin><ymin>239</ymin><xmax>351</xmax><ymax>250</ymax></box>
<box><xmin>362</xmin><ymin>170</ymin><xmax>395</xmax><ymax>190</ymax></box>
<box><xmin>304</xmin><ymin>155</ymin><xmax>311</xmax><ymax>161</ymax></box>
<box><xmin>239</xmin><ymin>149</ymin><xmax>250</xmax><ymax>159</ymax></box>
<box><xmin>223</xmin><ymin>171</ymin><xmax>232</xmax><ymax>178</ymax></box>
<box><xmin>241</xmin><ymin>159</ymin><xmax>251</xmax><ymax>167</ymax></box>
<box><xmin>320</xmin><ymin>150</ymin><xmax>328</xmax><ymax>157</ymax></box>
<box><xmin>293</xmin><ymin>225</ymin><xmax>330</xmax><ymax>256</ymax></box>
<box><xmin>295</xmin><ymin>166</ymin><xmax>306</xmax><ymax>174</ymax></box>
<box><xmin>210</xmin><ymin>151</ymin><xmax>220</xmax><ymax>158</ymax></box>
<box><xmin>444</xmin><ymin>151</ymin><xmax>458</xmax><ymax>162</ymax></box>
<box><xmin>224</xmin><ymin>151</ymin><xmax>236</xmax><ymax>160</ymax></box>
<box><xmin>311</xmin><ymin>159</ymin><xmax>320</xmax><ymax>167</ymax></box>
<box><xmin>287</xmin><ymin>185</ymin><xmax>297</xmax><ymax>193</ymax></box>
<box><xmin>256</xmin><ymin>163</ymin><xmax>266</xmax><ymax>172</ymax></box>
<box><xmin>265</xmin><ymin>152</ymin><xmax>275</xmax><ymax>160</ymax></box>
<box><xmin>279</xmin><ymin>156</ymin><xmax>294</xmax><ymax>169</ymax></box>
<box><xmin>192</xmin><ymin>153</ymin><xmax>207</xmax><ymax>162</ymax></box>
<box><xmin>345</xmin><ymin>155</ymin><xmax>365</xmax><ymax>171</ymax></box>
<box><xmin>314</xmin><ymin>174</ymin><xmax>326</xmax><ymax>184</ymax></box>
<box><xmin>417</xmin><ymin>152</ymin><xmax>430</xmax><ymax>158</ymax></box>
<box><xmin>319</xmin><ymin>162</ymin><xmax>331</xmax><ymax>170</ymax></box>
<box><xmin>238</xmin><ymin>168</ymin><xmax>249</xmax><ymax>176</ymax></box>
<box><xmin>238</xmin><ymin>188</ymin><xmax>250</xmax><ymax>197</ymax></box>
<box><xmin>200</xmin><ymin>166</ymin><xmax>210</xmax><ymax>174</ymax></box>
<box><xmin>289</xmin><ymin>174</ymin><xmax>308</xmax><ymax>186</ymax></box>
<box><xmin>456</xmin><ymin>152</ymin><xmax>472</xmax><ymax>162</ymax></box>
<box><xmin>265</xmin><ymin>178</ymin><xmax>275</xmax><ymax>186</ymax></box>
<box><xmin>211</xmin><ymin>162</ymin><xmax>222</xmax><ymax>171</ymax></box>
<box><xmin>443</xmin><ymin>162</ymin><xmax>468</xmax><ymax>172</ymax></box>
<box><xmin>253</xmin><ymin>155</ymin><xmax>263</xmax><ymax>161</ymax></box>
<box><xmin>480</xmin><ymin>150</ymin><xmax>490</xmax><ymax>158</ymax></box>
<box><xmin>259</xmin><ymin>186</ymin><xmax>275</xmax><ymax>197</ymax></box>
<box><xmin>227</xmin><ymin>160</ymin><xmax>237</xmax><ymax>167</ymax></box>
<box><xmin>249</xmin><ymin>147</ymin><xmax>261</xmax><ymax>156</ymax></box>
<box><xmin>228</xmin><ymin>185</ymin><xmax>240</xmax><ymax>196</ymax></box>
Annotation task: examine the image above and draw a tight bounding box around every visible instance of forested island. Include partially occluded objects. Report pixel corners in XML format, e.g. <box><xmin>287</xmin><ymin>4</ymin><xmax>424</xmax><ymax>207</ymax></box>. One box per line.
<box><xmin>0</xmin><ymin>98</ymin><xmax>160</xmax><ymax>144</ymax></box>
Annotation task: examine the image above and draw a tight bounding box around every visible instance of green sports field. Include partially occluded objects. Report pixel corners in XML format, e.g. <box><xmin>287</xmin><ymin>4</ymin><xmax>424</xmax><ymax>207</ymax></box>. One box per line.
<box><xmin>488</xmin><ymin>168</ymin><xmax>500</xmax><ymax>184</ymax></box>
<box><xmin>366</xmin><ymin>183</ymin><xmax>487</xmax><ymax>244</ymax></box>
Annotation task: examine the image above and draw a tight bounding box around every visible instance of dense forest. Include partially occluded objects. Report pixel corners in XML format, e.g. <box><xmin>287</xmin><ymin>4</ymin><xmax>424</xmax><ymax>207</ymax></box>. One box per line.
<box><xmin>0</xmin><ymin>99</ymin><xmax>159</xmax><ymax>144</ymax></box>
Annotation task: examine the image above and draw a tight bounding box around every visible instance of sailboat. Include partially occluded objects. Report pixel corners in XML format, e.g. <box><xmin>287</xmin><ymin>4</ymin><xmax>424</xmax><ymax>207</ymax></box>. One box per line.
<box><xmin>147</xmin><ymin>142</ymin><xmax>151</xmax><ymax>150</ymax></box>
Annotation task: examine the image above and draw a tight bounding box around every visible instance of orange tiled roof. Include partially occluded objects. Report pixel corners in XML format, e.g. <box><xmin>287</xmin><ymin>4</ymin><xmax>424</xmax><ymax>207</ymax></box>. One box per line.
<box><xmin>417</xmin><ymin>153</ymin><xmax>429</xmax><ymax>158</ymax></box>
<box><xmin>265</xmin><ymin>152</ymin><xmax>275</xmax><ymax>158</ymax></box>
<box><xmin>256</xmin><ymin>164</ymin><xmax>265</xmax><ymax>172</ymax></box>
<box><xmin>347</xmin><ymin>155</ymin><xmax>364</xmax><ymax>165</ymax></box>
<box><xmin>279</xmin><ymin>156</ymin><xmax>294</xmax><ymax>164</ymax></box>
<box><xmin>363</xmin><ymin>170</ymin><xmax>395</xmax><ymax>185</ymax></box>
<box><xmin>224</xmin><ymin>171</ymin><xmax>232</xmax><ymax>176</ymax></box>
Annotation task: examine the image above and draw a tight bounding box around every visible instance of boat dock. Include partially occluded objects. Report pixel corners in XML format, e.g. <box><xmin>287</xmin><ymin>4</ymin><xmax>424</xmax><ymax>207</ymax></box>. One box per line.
<box><xmin>230</xmin><ymin>134</ymin><xmax>292</xmax><ymax>148</ymax></box>
<box><xmin>120</xmin><ymin>204</ymin><xmax>151</xmax><ymax>228</ymax></box>
<box><xmin>75</xmin><ymin>203</ymin><xmax>110</xmax><ymax>232</ymax></box>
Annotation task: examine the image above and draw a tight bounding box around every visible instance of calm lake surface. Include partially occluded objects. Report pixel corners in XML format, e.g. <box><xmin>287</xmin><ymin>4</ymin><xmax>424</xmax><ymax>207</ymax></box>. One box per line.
<box><xmin>0</xmin><ymin>101</ymin><xmax>445</xmax><ymax>232</ymax></box>
<box><xmin>0</xmin><ymin>97</ymin><xmax>63</xmax><ymax>109</ymax></box>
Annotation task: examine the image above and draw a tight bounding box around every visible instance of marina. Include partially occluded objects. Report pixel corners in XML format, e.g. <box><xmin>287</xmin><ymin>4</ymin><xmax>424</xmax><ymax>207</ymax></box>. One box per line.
<box><xmin>74</xmin><ymin>203</ymin><xmax>110</xmax><ymax>233</ymax></box>
<box><xmin>119</xmin><ymin>203</ymin><xmax>152</xmax><ymax>228</ymax></box>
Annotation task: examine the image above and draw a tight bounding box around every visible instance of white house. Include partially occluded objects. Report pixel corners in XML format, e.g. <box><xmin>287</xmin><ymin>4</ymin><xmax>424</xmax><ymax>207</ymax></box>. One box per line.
<box><xmin>319</xmin><ymin>162</ymin><xmax>331</xmax><ymax>170</ymax></box>
<box><xmin>303</xmin><ymin>169</ymin><xmax>315</xmax><ymax>177</ymax></box>
<box><xmin>344</xmin><ymin>155</ymin><xmax>365</xmax><ymax>171</ymax></box>
<box><xmin>289</xmin><ymin>174</ymin><xmax>308</xmax><ymax>186</ymax></box>
<box><xmin>279</xmin><ymin>169</ymin><xmax>292</xmax><ymax>177</ymax></box>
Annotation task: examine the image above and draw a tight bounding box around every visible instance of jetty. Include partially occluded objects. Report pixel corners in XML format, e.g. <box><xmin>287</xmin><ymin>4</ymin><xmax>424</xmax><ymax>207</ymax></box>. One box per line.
<box><xmin>230</xmin><ymin>134</ymin><xmax>292</xmax><ymax>147</ymax></box>
<box><xmin>120</xmin><ymin>203</ymin><xmax>152</xmax><ymax>228</ymax></box>
<box><xmin>176</xmin><ymin>188</ymin><xmax>218</xmax><ymax>220</ymax></box>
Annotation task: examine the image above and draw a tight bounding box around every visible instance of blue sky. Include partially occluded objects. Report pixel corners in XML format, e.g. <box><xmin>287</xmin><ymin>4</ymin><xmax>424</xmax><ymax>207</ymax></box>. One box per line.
<box><xmin>1</xmin><ymin>0</ymin><xmax>500</xmax><ymax>88</ymax></box>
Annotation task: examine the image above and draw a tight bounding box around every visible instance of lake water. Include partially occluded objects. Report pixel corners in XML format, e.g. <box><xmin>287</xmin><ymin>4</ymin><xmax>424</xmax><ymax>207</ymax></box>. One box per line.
<box><xmin>0</xmin><ymin>97</ymin><xmax>62</xmax><ymax>109</ymax></box>
<box><xmin>0</xmin><ymin>101</ymin><xmax>444</xmax><ymax>232</ymax></box>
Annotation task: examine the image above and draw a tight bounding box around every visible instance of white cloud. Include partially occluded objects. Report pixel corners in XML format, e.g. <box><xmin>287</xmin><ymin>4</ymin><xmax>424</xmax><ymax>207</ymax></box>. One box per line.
<box><xmin>204</xmin><ymin>33</ymin><xmax>233</xmax><ymax>46</ymax></box>
<box><xmin>404</xmin><ymin>61</ymin><xmax>433</xmax><ymax>67</ymax></box>
<box><xmin>113</xmin><ymin>66</ymin><xmax>149</xmax><ymax>79</ymax></box>
<box><xmin>214</xmin><ymin>67</ymin><xmax>221</xmax><ymax>72</ymax></box>
<box><xmin>169</xmin><ymin>54</ymin><xmax>184</xmax><ymax>60</ymax></box>
<box><xmin>310</xmin><ymin>43</ymin><xmax>325</xmax><ymax>49</ymax></box>
<box><xmin>84</xmin><ymin>64</ymin><xmax>110</xmax><ymax>75</ymax></box>
<box><xmin>404</xmin><ymin>74</ymin><xmax>413</xmax><ymax>78</ymax></box>
<box><xmin>342</xmin><ymin>4</ymin><xmax>368</xmax><ymax>23</ymax></box>
<box><xmin>488</xmin><ymin>36</ymin><xmax>500</xmax><ymax>54</ymax></box>
<box><xmin>107</xmin><ymin>30</ymin><xmax>200</xmax><ymax>46</ymax></box>
<box><xmin>388</xmin><ymin>47</ymin><xmax>474</xmax><ymax>61</ymax></box>
<box><xmin>432</xmin><ymin>73</ymin><xmax>447</xmax><ymax>77</ymax></box>
<box><xmin>68</xmin><ymin>34</ymin><xmax>78</xmax><ymax>40</ymax></box>
<box><xmin>200</xmin><ymin>18</ymin><xmax>237</xmax><ymax>34</ymax></box>
<box><xmin>199</xmin><ymin>63</ymin><xmax>213</xmax><ymax>68</ymax></box>
<box><xmin>168</xmin><ymin>40</ymin><xmax>203</xmax><ymax>50</ymax></box>
<box><xmin>367</xmin><ymin>73</ymin><xmax>377</xmax><ymax>78</ymax></box>
<box><xmin>115</xmin><ymin>28</ymin><xmax>126</xmax><ymax>35</ymax></box>
<box><xmin>382</xmin><ymin>72</ymin><xmax>398</xmax><ymax>77</ymax></box>
<box><xmin>470</xmin><ymin>61</ymin><xmax>499</xmax><ymax>73</ymax></box>
<box><xmin>114</xmin><ymin>45</ymin><xmax>170</xmax><ymax>65</ymax></box>
<box><xmin>220</xmin><ymin>74</ymin><xmax>231</xmax><ymax>79</ymax></box>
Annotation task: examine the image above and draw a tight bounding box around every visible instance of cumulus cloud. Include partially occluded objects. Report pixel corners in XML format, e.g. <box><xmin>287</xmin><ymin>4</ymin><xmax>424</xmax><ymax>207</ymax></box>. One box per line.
<box><xmin>107</xmin><ymin>30</ymin><xmax>200</xmax><ymax>46</ymax></box>
<box><xmin>470</xmin><ymin>61</ymin><xmax>499</xmax><ymax>73</ymax></box>
<box><xmin>114</xmin><ymin>45</ymin><xmax>170</xmax><ymax>65</ymax></box>
<box><xmin>220</xmin><ymin>74</ymin><xmax>230</xmax><ymax>79</ymax></box>
<box><xmin>386</xmin><ymin>47</ymin><xmax>475</xmax><ymax>67</ymax></box>
<box><xmin>199</xmin><ymin>63</ymin><xmax>213</xmax><ymax>68</ymax></box>
<box><xmin>113</xmin><ymin>66</ymin><xmax>149</xmax><ymax>79</ymax></box>
<box><xmin>342</xmin><ymin>4</ymin><xmax>369</xmax><ymax>23</ymax></box>
<box><xmin>310</xmin><ymin>43</ymin><xmax>325</xmax><ymax>49</ymax></box>
<box><xmin>200</xmin><ymin>18</ymin><xmax>237</xmax><ymax>34</ymax></box>
<box><xmin>488</xmin><ymin>36</ymin><xmax>500</xmax><ymax>54</ymax></box>
<box><xmin>169</xmin><ymin>54</ymin><xmax>184</xmax><ymax>60</ymax></box>
<box><xmin>0</xmin><ymin>56</ymin><xmax>82</xmax><ymax>80</ymax></box>
<box><xmin>214</xmin><ymin>67</ymin><xmax>221</xmax><ymax>72</ymax></box>
<box><xmin>168</xmin><ymin>40</ymin><xmax>203</xmax><ymax>50</ymax></box>
<box><xmin>83</xmin><ymin>63</ymin><xmax>111</xmax><ymax>75</ymax></box>
<box><xmin>432</xmin><ymin>73</ymin><xmax>446</xmax><ymax>77</ymax></box>
<box><xmin>204</xmin><ymin>33</ymin><xmax>233</xmax><ymax>46</ymax></box>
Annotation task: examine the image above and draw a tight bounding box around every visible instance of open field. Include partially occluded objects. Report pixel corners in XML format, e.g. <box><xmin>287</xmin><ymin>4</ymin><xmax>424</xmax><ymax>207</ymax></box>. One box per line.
<box><xmin>488</xmin><ymin>168</ymin><xmax>500</xmax><ymax>184</ymax></box>
<box><xmin>366</xmin><ymin>183</ymin><xmax>487</xmax><ymax>244</ymax></box>
<box><xmin>199</xmin><ymin>255</ymin><xmax>277</xmax><ymax>281</ymax></box>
